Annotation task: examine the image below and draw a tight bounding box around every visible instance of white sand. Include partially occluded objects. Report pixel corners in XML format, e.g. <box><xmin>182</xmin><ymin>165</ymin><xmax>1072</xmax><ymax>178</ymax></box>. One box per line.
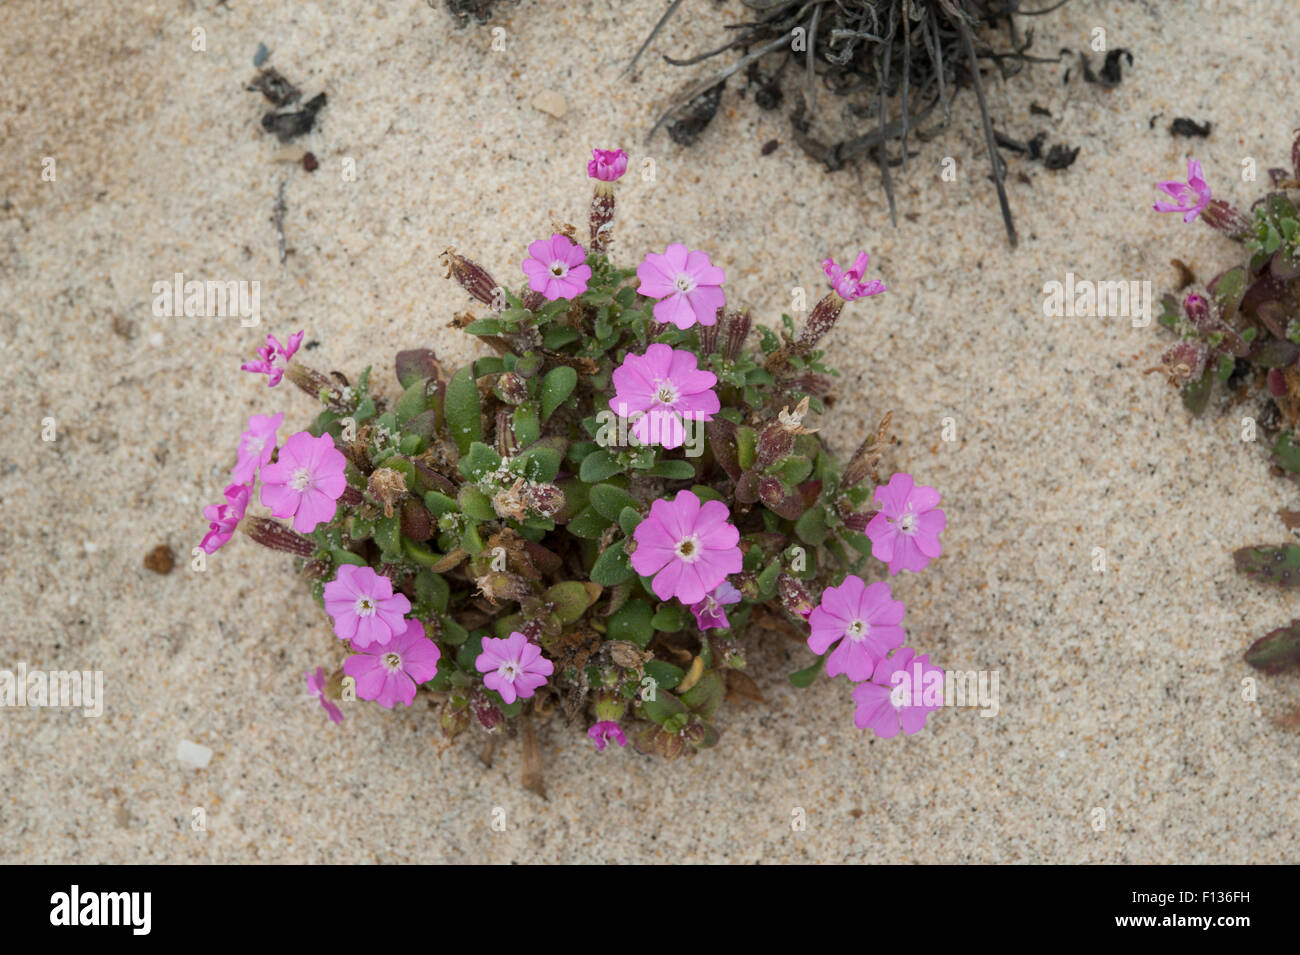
<box><xmin>1</xmin><ymin>0</ymin><xmax>1297</xmax><ymax>862</ymax></box>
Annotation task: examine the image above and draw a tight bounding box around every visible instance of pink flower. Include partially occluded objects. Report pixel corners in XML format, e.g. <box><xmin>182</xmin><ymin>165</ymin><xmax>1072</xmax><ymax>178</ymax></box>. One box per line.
<box><xmin>610</xmin><ymin>343</ymin><xmax>719</xmax><ymax>450</ymax></box>
<box><xmin>199</xmin><ymin>483</ymin><xmax>250</xmax><ymax>553</ymax></box>
<box><xmin>864</xmin><ymin>472</ymin><xmax>945</xmax><ymax>575</ymax></box>
<box><xmin>343</xmin><ymin>618</ymin><xmax>441</xmax><ymax>709</ymax></box>
<box><xmin>240</xmin><ymin>330</ymin><xmax>304</xmax><ymax>387</ymax></box>
<box><xmin>522</xmin><ymin>234</ymin><xmax>592</xmax><ymax>301</ymax></box>
<box><xmin>230</xmin><ymin>412</ymin><xmax>284</xmax><ymax>483</ymax></box>
<box><xmin>1153</xmin><ymin>158</ymin><xmax>1212</xmax><ymax>222</ymax></box>
<box><xmin>323</xmin><ymin>565</ymin><xmax>412</xmax><ymax>649</ymax></box>
<box><xmin>851</xmin><ymin>647</ymin><xmax>945</xmax><ymax>738</ymax></box>
<box><xmin>690</xmin><ymin>580</ymin><xmax>742</xmax><ymax>630</ymax></box>
<box><xmin>587</xmin><ymin>721</ymin><xmax>627</xmax><ymax>751</ymax></box>
<box><xmin>630</xmin><ymin>489</ymin><xmax>742</xmax><ymax>604</ymax></box>
<box><xmin>587</xmin><ymin>148</ymin><xmax>628</xmax><ymax>182</ymax></box>
<box><xmin>636</xmin><ymin>243</ymin><xmax>726</xmax><ymax>329</ymax></box>
<box><xmin>475</xmin><ymin>631</ymin><xmax>554</xmax><ymax>704</ymax></box>
<box><xmin>823</xmin><ymin>251</ymin><xmax>887</xmax><ymax>301</ymax></box>
<box><xmin>259</xmin><ymin>431</ymin><xmax>348</xmax><ymax>533</ymax></box>
<box><xmin>807</xmin><ymin>576</ymin><xmax>905</xmax><ymax>681</ymax></box>
<box><xmin>305</xmin><ymin>667</ymin><xmax>344</xmax><ymax>724</ymax></box>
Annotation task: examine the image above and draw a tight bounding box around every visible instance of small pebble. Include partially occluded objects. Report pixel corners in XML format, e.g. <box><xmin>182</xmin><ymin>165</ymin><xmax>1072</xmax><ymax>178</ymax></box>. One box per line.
<box><xmin>253</xmin><ymin>43</ymin><xmax>270</xmax><ymax>68</ymax></box>
<box><xmin>531</xmin><ymin>89</ymin><xmax>567</xmax><ymax>119</ymax></box>
<box><xmin>302</xmin><ymin>151</ymin><xmax>319</xmax><ymax>172</ymax></box>
<box><xmin>143</xmin><ymin>544</ymin><xmax>175</xmax><ymax>575</ymax></box>
<box><xmin>177</xmin><ymin>740</ymin><xmax>214</xmax><ymax>769</ymax></box>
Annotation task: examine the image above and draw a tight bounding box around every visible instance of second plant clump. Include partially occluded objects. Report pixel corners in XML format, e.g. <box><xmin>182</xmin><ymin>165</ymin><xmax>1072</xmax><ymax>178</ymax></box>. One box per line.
<box><xmin>200</xmin><ymin>148</ymin><xmax>949</xmax><ymax>758</ymax></box>
<box><xmin>1152</xmin><ymin>132</ymin><xmax>1300</xmax><ymax>676</ymax></box>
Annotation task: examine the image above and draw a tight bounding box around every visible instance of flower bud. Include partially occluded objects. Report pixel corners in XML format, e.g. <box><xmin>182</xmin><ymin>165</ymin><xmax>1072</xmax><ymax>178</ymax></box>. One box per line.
<box><xmin>778</xmin><ymin>574</ymin><xmax>814</xmax><ymax>618</ymax></box>
<box><xmin>495</xmin><ymin>372</ymin><xmax>529</xmax><ymax>405</ymax></box>
<box><xmin>522</xmin><ymin>482</ymin><xmax>564</xmax><ymax>517</ymax></box>
<box><xmin>242</xmin><ymin>516</ymin><xmax>315</xmax><ymax>556</ymax></box>
<box><xmin>796</xmin><ymin>292</ymin><xmax>845</xmax><ymax>349</ymax></box>
<box><xmin>470</xmin><ymin>689</ymin><xmax>504</xmax><ymax>732</ymax></box>
<box><xmin>441</xmin><ymin>248</ymin><xmax>500</xmax><ymax>307</ymax></box>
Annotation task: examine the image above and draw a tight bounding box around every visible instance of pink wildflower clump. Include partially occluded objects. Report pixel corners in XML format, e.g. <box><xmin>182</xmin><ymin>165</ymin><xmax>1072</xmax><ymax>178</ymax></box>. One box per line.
<box><xmin>690</xmin><ymin>580</ymin><xmax>742</xmax><ymax>630</ymax></box>
<box><xmin>610</xmin><ymin>343</ymin><xmax>719</xmax><ymax>450</ymax></box>
<box><xmin>199</xmin><ymin>483</ymin><xmax>250</xmax><ymax>554</ymax></box>
<box><xmin>230</xmin><ymin>412</ymin><xmax>283</xmax><ymax>484</ymax></box>
<box><xmin>630</xmin><ymin>489</ymin><xmax>742</xmax><ymax>604</ymax></box>
<box><xmin>1153</xmin><ymin>158</ymin><xmax>1212</xmax><ymax>222</ymax></box>
<box><xmin>865</xmin><ymin>472</ymin><xmax>946</xmax><ymax>575</ymax></box>
<box><xmin>240</xmin><ymin>330</ymin><xmax>304</xmax><ymax>387</ymax></box>
<box><xmin>305</xmin><ymin>667</ymin><xmax>344</xmax><ymax>724</ymax></box>
<box><xmin>522</xmin><ymin>233</ymin><xmax>592</xmax><ymax>301</ymax></box>
<box><xmin>323</xmin><ymin>565</ymin><xmax>412</xmax><ymax>649</ymax></box>
<box><xmin>475</xmin><ymin>632</ymin><xmax>554</xmax><ymax>704</ymax></box>
<box><xmin>587</xmin><ymin>721</ymin><xmax>627</xmax><ymax>751</ymax></box>
<box><xmin>851</xmin><ymin>648</ymin><xmax>945</xmax><ymax>738</ymax></box>
<box><xmin>343</xmin><ymin>618</ymin><xmax>441</xmax><ymax>709</ymax></box>
<box><xmin>636</xmin><ymin>243</ymin><xmax>726</xmax><ymax>329</ymax></box>
<box><xmin>807</xmin><ymin>575</ymin><xmax>906</xmax><ymax>681</ymax></box>
<box><xmin>587</xmin><ymin>148</ymin><xmax>628</xmax><ymax>182</ymax></box>
<box><xmin>259</xmin><ymin>431</ymin><xmax>348</xmax><ymax>533</ymax></box>
<box><xmin>823</xmin><ymin>251</ymin><xmax>886</xmax><ymax>301</ymax></box>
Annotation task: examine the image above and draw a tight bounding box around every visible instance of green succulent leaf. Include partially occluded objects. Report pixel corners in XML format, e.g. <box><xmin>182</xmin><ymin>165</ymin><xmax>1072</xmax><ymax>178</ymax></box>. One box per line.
<box><xmin>589</xmin><ymin>483</ymin><xmax>638</xmax><ymax>521</ymax></box>
<box><xmin>1244</xmin><ymin>621</ymin><xmax>1300</xmax><ymax>674</ymax></box>
<box><xmin>579</xmin><ymin>448</ymin><xmax>622</xmax><ymax>483</ymax></box>
<box><xmin>608</xmin><ymin>598</ymin><xmax>654</xmax><ymax>648</ymax></box>
<box><xmin>540</xmin><ymin>366</ymin><xmax>578</xmax><ymax>421</ymax></box>
<box><xmin>1233</xmin><ymin>544</ymin><xmax>1300</xmax><ymax>587</ymax></box>
<box><xmin>591</xmin><ymin>539</ymin><xmax>635</xmax><ymax>586</ymax></box>
<box><xmin>444</xmin><ymin>365</ymin><xmax>483</xmax><ymax>456</ymax></box>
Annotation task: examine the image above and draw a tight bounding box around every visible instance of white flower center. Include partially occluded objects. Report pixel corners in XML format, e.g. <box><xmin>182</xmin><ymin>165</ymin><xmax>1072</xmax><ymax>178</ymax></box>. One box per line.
<box><xmin>890</xmin><ymin>683</ymin><xmax>908</xmax><ymax>710</ymax></box>
<box><xmin>355</xmin><ymin>596</ymin><xmax>376</xmax><ymax>617</ymax></box>
<box><xmin>550</xmin><ymin>261</ymin><xmax>568</xmax><ymax>277</ymax></box>
<box><xmin>894</xmin><ymin>511</ymin><xmax>918</xmax><ymax>534</ymax></box>
<box><xmin>674</xmin><ymin>535</ymin><xmax>700</xmax><ymax>562</ymax></box>
<box><xmin>674</xmin><ymin>274</ymin><xmax>696</xmax><ymax>293</ymax></box>
<box><xmin>382</xmin><ymin>652</ymin><xmax>402</xmax><ymax>671</ymax></box>
<box><xmin>846</xmin><ymin>619</ymin><xmax>868</xmax><ymax>641</ymax></box>
<box><xmin>290</xmin><ymin>466</ymin><xmax>312</xmax><ymax>491</ymax></box>
<box><xmin>654</xmin><ymin>379</ymin><xmax>680</xmax><ymax>405</ymax></box>
<box><xmin>498</xmin><ymin>661</ymin><xmax>521</xmax><ymax>681</ymax></box>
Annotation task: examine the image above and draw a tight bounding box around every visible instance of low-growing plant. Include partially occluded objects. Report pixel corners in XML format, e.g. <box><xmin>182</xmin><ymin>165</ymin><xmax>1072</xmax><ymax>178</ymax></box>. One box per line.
<box><xmin>1150</xmin><ymin>131</ymin><xmax>1300</xmax><ymax>675</ymax></box>
<box><xmin>199</xmin><ymin>149</ymin><xmax>949</xmax><ymax>772</ymax></box>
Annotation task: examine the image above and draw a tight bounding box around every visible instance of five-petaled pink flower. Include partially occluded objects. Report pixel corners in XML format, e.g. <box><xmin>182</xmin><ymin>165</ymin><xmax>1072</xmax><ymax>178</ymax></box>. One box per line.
<box><xmin>851</xmin><ymin>647</ymin><xmax>945</xmax><ymax>738</ymax></box>
<box><xmin>690</xmin><ymin>580</ymin><xmax>742</xmax><ymax>630</ymax></box>
<box><xmin>823</xmin><ymin>251</ymin><xmax>887</xmax><ymax>301</ymax></box>
<box><xmin>343</xmin><ymin>618</ymin><xmax>441</xmax><ymax>709</ymax></box>
<box><xmin>476</xmin><ymin>631</ymin><xmax>554</xmax><ymax>704</ymax></box>
<box><xmin>610</xmin><ymin>343</ymin><xmax>719</xmax><ymax>450</ymax></box>
<box><xmin>259</xmin><ymin>430</ymin><xmax>348</xmax><ymax>533</ymax></box>
<box><xmin>587</xmin><ymin>148</ymin><xmax>628</xmax><ymax>182</ymax></box>
<box><xmin>230</xmin><ymin>411</ymin><xmax>283</xmax><ymax>484</ymax></box>
<box><xmin>807</xmin><ymin>575</ymin><xmax>906</xmax><ymax>681</ymax></box>
<box><xmin>522</xmin><ymin>234</ymin><xmax>592</xmax><ymax>301</ymax></box>
<box><xmin>199</xmin><ymin>483</ymin><xmax>250</xmax><ymax>554</ymax></box>
<box><xmin>588</xmin><ymin>721</ymin><xmax>627</xmax><ymax>751</ymax></box>
<box><xmin>240</xmin><ymin>330</ymin><xmax>304</xmax><ymax>387</ymax></box>
<box><xmin>1153</xmin><ymin>158</ymin><xmax>1212</xmax><ymax>222</ymax></box>
<box><xmin>630</xmin><ymin>489</ymin><xmax>742</xmax><ymax>604</ymax></box>
<box><xmin>636</xmin><ymin>243</ymin><xmax>726</xmax><ymax>329</ymax></box>
<box><xmin>305</xmin><ymin>667</ymin><xmax>344</xmax><ymax>724</ymax></box>
<box><xmin>865</xmin><ymin>472</ymin><xmax>946</xmax><ymax>575</ymax></box>
<box><xmin>323</xmin><ymin>565</ymin><xmax>413</xmax><ymax>649</ymax></box>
